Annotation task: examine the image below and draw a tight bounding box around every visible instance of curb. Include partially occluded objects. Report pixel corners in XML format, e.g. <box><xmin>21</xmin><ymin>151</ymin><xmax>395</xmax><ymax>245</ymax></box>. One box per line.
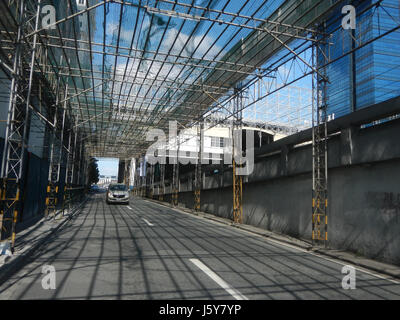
<box><xmin>311</xmin><ymin>248</ymin><xmax>400</xmax><ymax>280</ymax></box>
<box><xmin>0</xmin><ymin>198</ymin><xmax>87</xmax><ymax>286</ymax></box>
<box><xmin>142</xmin><ymin>196</ymin><xmax>400</xmax><ymax>281</ymax></box>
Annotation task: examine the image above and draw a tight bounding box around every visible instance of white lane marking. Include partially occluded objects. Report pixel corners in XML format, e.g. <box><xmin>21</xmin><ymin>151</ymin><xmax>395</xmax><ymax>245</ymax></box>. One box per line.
<box><xmin>189</xmin><ymin>258</ymin><xmax>248</xmax><ymax>300</ymax></box>
<box><xmin>142</xmin><ymin>218</ymin><xmax>154</xmax><ymax>226</ymax></box>
<box><xmin>127</xmin><ymin>206</ymin><xmax>133</xmax><ymax>210</ymax></box>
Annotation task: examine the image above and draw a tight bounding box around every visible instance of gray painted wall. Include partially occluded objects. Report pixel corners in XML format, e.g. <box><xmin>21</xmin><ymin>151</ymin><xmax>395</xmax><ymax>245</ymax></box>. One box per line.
<box><xmin>157</xmin><ymin>118</ymin><xmax>400</xmax><ymax>265</ymax></box>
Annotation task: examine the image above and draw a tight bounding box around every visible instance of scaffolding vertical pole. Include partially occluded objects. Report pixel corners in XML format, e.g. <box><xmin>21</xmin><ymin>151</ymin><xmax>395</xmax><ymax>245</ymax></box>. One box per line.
<box><xmin>142</xmin><ymin>174</ymin><xmax>146</xmax><ymax>197</ymax></box>
<box><xmin>79</xmin><ymin>151</ymin><xmax>85</xmax><ymax>189</ymax></box>
<box><xmin>46</xmin><ymin>80</ymin><xmax>63</xmax><ymax>218</ymax></box>
<box><xmin>128</xmin><ymin>160</ymin><xmax>132</xmax><ymax>188</ymax></box>
<box><xmin>194</xmin><ymin>122</ymin><xmax>203</xmax><ymax>211</ymax></box>
<box><xmin>0</xmin><ymin>0</ymin><xmax>24</xmax><ymax>246</ymax></box>
<box><xmin>133</xmin><ymin>159</ymin><xmax>138</xmax><ymax>195</ymax></box>
<box><xmin>232</xmin><ymin>88</ymin><xmax>243</xmax><ymax>224</ymax></box>
<box><xmin>134</xmin><ymin>158</ymin><xmax>137</xmax><ymax>195</ymax></box>
<box><xmin>19</xmin><ymin>0</ymin><xmax>41</xmax><ymax>191</ymax></box>
<box><xmin>124</xmin><ymin>159</ymin><xmax>131</xmax><ymax>189</ymax></box>
<box><xmin>124</xmin><ymin>160</ymin><xmax>128</xmax><ymax>186</ymax></box>
<box><xmin>76</xmin><ymin>137</ymin><xmax>84</xmax><ymax>187</ymax></box>
<box><xmin>82</xmin><ymin>152</ymin><xmax>88</xmax><ymax>191</ymax></box>
<box><xmin>57</xmin><ymin>92</ymin><xmax>68</xmax><ymax>183</ymax></box>
<box><xmin>159</xmin><ymin>163</ymin><xmax>165</xmax><ymax>201</ymax></box>
<box><xmin>312</xmin><ymin>30</ymin><xmax>329</xmax><ymax>247</ymax></box>
<box><xmin>135</xmin><ymin>158</ymin><xmax>140</xmax><ymax>196</ymax></box>
<box><xmin>56</xmin><ymin>106</ymin><xmax>67</xmax><ymax>214</ymax></box>
<box><xmin>72</xmin><ymin>138</ymin><xmax>79</xmax><ymax>187</ymax></box>
<box><xmin>71</xmin><ymin>128</ymin><xmax>78</xmax><ymax>186</ymax></box>
<box><xmin>63</xmin><ymin>129</ymin><xmax>74</xmax><ymax>216</ymax></box>
<box><xmin>172</xmin><ymin>135</ymin><xmax>180</xmax><ymax>206</ymax></box>
<box><xmin>0</xmin><ymin>0</ymin><xmax>41</xmax><ymax>251</ymax></box>
<box><xmin>140</xmin><ymin>157</ymin><xmax>145</xmax><ymax>197</ymax></box>
<box><xmin>172</xmin><ymin>163</ymin><xmax>179</xmax><ymax>206</ymax></box>
<box><xmin>70</xmin><ymin>127</ymin><xmax>79</xmax><ymax>209</ymax></box>
<box><xmin>149</xmin><ymin>164</ymin><xmax>154</xmax><ymax>199</ymax></box>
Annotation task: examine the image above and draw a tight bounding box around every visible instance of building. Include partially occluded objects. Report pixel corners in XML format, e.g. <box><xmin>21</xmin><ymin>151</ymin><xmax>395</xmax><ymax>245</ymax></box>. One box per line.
<box><xmin>98</xmin><ymin>175</ymin><xmax>118</xmax><ymax>186</ymax></box>
<box><xmin>323</xmin><ymin>0</ymin><xmax>400</xmax><ymax>118</ymax></box>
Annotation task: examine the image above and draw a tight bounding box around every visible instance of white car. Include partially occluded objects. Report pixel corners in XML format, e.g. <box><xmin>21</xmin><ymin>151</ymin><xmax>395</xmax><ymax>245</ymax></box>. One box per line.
<box><xmin>106</xmin><ymin>183</ymin><xmax>130</xmax><ymax>205</ymax></box>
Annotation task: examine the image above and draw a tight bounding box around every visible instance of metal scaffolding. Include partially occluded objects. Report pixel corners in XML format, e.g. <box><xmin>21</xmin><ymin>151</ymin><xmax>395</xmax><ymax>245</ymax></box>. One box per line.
<box><xmin>2</xmin><ymin>0</ymin><xmax>393</xmax><ymax>159</ymax></box>
<box><xmin>18</xmin><ymin>0</ymin><xmax>332</xmax><ymax>159</ymax></box>
<box><xmin>123</xmin><ymin>159</ymin><xmax>131</xmax><ymax>187</ymax></box>
<box><xmin>63</xmin><ymin>128</ymin><xmax>76</xmax><ymax>215</ymax></box>
<box><xmin>311</xmin><ymin>28</ymin><xmax>330</xmax><ymax>246</ymax></box>
<box><xmin>194</xmin><ymin>123</ymin><xmax>203</xmax><ymax>211</ymax></box>
<box><xmin>0</xmin><ymin>0</ymin><xmax>398</xmax><ymax>251</ymax></box>
<box><xmin>0</xmin><ymin>0</ymin><xmax>41</xmax><ymax>249</ymax></box>
<box><xmin>149</xmin><ymin>163</ymin><xmax>154</xmax><ymax>199</ymax></box>
<box><xmin>46</xmin><ymin>84</ymin><xmax>67</xmax><ymax>218</ymax></box>
<box><xmin>159</xmin><ymin>163</ymin><xmax>165</xmax><ymax>201</ymax></box>
<box><xmin>232</xmin><ymin>88</ymin><xmax>243</xmax><ymax>224</ymax></box>
<box><xmin>171</xmin><ymin>163</ymin><xmax>179</xmax><ymax>207</ymax></box>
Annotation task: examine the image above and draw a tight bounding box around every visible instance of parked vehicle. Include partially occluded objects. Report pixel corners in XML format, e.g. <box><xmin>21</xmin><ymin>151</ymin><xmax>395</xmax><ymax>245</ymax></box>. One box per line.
<box><xmin>90</xmin><ymin>184</ymin><xmax>100</xmax><ymax>194</ymax></box>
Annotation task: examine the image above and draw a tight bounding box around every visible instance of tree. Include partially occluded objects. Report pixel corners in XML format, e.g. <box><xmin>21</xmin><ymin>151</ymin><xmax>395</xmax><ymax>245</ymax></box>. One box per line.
<box><xmin>88</xmin><ymin>157</ymin><xmax>99</xmax><ymax>185</ymax></box>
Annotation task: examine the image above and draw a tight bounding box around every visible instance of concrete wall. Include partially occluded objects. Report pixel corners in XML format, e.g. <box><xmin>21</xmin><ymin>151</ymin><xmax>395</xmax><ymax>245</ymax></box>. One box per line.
<box><xmin>0</xmin><ymin>69</ymin><xmax>11</xmax><ymax>139</ymax></box>
<box><xmin>21</xmin><ymin>152</ymin><xmax>50</xmax><ymax>222</ymax></box>
<box><xmin>157</xmin><ymin>118</ymin><xmax>400</xmax><ymax>265</ymax></box>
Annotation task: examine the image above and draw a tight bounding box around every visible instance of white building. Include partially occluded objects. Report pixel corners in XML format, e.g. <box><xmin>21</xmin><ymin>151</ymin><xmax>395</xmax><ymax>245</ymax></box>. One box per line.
<box><xmin>162</xmin><ymin>123</ymin><xmax>287</xmax><ymax>164</ymax></box>
<box><xmin>98</xmin><ymin>175</ymin><xmax>118</xmax><ymax>187</ymax></box>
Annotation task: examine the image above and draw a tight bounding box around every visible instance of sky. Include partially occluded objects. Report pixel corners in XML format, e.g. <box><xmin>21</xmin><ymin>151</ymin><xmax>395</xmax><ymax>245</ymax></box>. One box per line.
<box><xmin>97</xmin><ymin>157</ymin><xmax>119</xmax><ymax>176</ymax></box>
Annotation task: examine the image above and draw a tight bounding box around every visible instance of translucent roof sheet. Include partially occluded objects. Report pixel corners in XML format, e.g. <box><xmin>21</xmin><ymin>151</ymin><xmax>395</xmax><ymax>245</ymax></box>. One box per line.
<box><xmin>1</xmin><ymin>0</ymin><xmax>340</xmax><ymax>158</ymax></box>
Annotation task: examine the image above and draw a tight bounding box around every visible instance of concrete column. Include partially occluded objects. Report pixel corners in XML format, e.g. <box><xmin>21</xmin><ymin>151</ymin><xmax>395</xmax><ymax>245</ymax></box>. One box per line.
<box><xmin>118</xmin><ymin>159</ymin><xmax>125</xmax><ymax>183</ymax></box>
<box><xmin>340</xmin><ymin>126</ymin><xmax>359</xmax><ymax>166</ymax></box>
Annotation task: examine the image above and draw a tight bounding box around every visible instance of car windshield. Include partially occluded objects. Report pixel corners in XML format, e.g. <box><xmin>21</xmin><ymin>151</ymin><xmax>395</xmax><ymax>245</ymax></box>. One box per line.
<box><xmin>109</xmin><ymin>185</ymin><xmax>127</xmax><ymax>191</ymax></box>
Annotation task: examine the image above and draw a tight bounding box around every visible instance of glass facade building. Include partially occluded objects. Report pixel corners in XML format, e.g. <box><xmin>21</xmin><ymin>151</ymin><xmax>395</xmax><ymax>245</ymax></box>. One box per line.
<box><xmin>323</xmin><ymin>0</ymin><xmax>400</xmax><ymax>119</ymax></box>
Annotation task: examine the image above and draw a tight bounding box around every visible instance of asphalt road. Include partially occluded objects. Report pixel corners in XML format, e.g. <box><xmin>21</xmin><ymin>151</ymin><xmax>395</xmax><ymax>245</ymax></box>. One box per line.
<box><xmin>0</xmin><ymin>194</ymin><xmax>399</xmax><ymax>300</ymax></box>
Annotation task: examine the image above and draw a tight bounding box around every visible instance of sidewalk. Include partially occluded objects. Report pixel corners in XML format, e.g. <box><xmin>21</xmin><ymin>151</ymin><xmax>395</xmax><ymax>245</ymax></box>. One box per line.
<box><xmin>0</xmin><ymin>199</ymin><xmax>87</xmax><ymax>285</ymax></box>
<box><xmin>144</xmin><ymin>196</ymin><xmax>400</xmax><ymax>281</ymax></box>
